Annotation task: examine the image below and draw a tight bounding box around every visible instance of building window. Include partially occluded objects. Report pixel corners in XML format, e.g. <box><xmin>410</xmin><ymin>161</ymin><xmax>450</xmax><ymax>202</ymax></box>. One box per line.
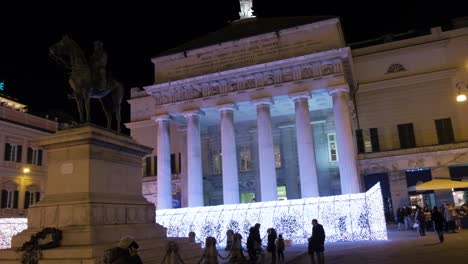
<box><xmin>277</xmin><ymin>186</ymin><xmax>287</xmax><ymax>201</ymax></box>
<box><xmin>274</xmin><ymin>144</ymin><xmax>282</xmax><ymax>169</ymax></box>
<box><xmin>239</xmin><ymin>146</ymin><xmax>252</xmax><ymax>172</ymax></box>
<box><xmin>24</xmin><ymin>189</ymin><xmax>40</xmax><ymax>209</ymax></box>
<box><xmin>27</xmin><ymin>148</ymin><xmax>43</xmax><ymax>166</ymax></box>
<box><xmin>212</xmin><ymin>150</ymin><xmax>222</xmax><ymax>175</ymax></box>
<box><xmin>240</xmin><ymin>192</ymin><xmax>255</xmax><ymax>203</ymax></box>
<box><xmin>145</xmin><ymin>156</ymin><xmax>152</xmax><ymax>176</ymax></box>
<box><xmin>328</xmin><ymin>133</ymin><xmax>338</xmax><ymax>162</ymax></box>
<box><xmin>398</xmin><ymin>123</ymin><xmax>416</xmax><ymax>149</ymax></box>
<box><xmin>4</xmin><ymin>143</ymin><xmax>22</xmax><ymax>162</ymax></box>
<box><xmin>435</xmin><ymin>118</ymin><xmax>454</xmax><ymax>144</ymax></box>
<box><xmin>1</xmin><ymin>188</ymin><xmax>18</xmax><ymax>209</ymax></box>
<box><xmin>356</xmin><ymin>129</ymin><xmax>380</xmax><ymax>153</ymax></box>
<box><xmin>171</xmin><ymin>154</ymin><xmax>177</xmax><ymax>174</ymax></box>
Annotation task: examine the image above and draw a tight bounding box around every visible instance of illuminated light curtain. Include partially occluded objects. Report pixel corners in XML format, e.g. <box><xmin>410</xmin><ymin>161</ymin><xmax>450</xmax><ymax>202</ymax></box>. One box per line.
<box><xmin>0</xmin><ymin>218</ymin><xmax>28</xmax><ymax>249</ymax></box>
<box><xmin>156</xmin><ymin>183</ymin><xmax>387</xmax><ymax>247</ymax></box>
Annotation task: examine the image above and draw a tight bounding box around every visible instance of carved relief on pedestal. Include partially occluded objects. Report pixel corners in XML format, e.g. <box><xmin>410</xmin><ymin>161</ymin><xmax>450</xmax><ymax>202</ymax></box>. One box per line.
<box><xmin>59</xmin><ymin>205</ymin><xmax>74</xmax><ymax>227</ymax></box>
<box><xmin>91</xmin><ymin>205</ymin><xmax>104</xmax><ymax>225</ymax></box>
<box><xmin>127</xmin><ymin>207</ymin><xmax>137</xmax><ymax>223</ymax></box>
<box><xmin>74</xmin><ymin>204</ymin><xmax>90</xmax><ymax>226</ymax></box>
<box><xmin>135</xmin><ymin>206</ymin><xmax>145</xmax><ymax>223</ymax></box>
<box><xmin>147</xmin><ymin>206</ymin><xmax>156</xmax><ymax>223</ymax></box>
<box><xmin>117</xmin><ymin>206</ymin><xmax>126</xmax><ymax>223</ymax></box>
<box><xmin>28</xmin><ymin>207</ymin><xmax>42</xmax><ymax>228</ymax></box>
<box><xmin>44</xmin><ymin>206</ymin><xmax>59</xmax><ymax>227</ymax></box>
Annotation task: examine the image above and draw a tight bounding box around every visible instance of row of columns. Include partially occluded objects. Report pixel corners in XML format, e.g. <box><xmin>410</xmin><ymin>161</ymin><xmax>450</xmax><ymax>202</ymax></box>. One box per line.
<box><xmin>153</xmin><ymin>85</ymin><xmax>360</xmax><ymax>209</ymax></box>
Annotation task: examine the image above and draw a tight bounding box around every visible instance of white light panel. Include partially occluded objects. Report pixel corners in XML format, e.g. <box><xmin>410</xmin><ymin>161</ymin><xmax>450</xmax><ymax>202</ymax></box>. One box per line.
<box><xmin>156</xmin><ymin>183</ymin><xmax>387</xmax><ymax>247</ymax></box>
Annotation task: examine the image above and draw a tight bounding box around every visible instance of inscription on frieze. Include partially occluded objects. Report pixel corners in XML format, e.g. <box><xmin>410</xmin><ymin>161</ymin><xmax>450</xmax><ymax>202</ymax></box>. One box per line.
<box><xmin>154</xmin><ymin>19</ymin><xmax>343</xmax><ymax>83</ymax></box>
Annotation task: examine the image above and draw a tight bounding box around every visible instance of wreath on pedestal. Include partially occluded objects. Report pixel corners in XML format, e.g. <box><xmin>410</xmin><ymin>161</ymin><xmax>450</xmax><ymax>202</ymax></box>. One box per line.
<box><xmin>17</xmin><ymin>227</ymin><xmax>63</xmax><ymax>264</ymax></box>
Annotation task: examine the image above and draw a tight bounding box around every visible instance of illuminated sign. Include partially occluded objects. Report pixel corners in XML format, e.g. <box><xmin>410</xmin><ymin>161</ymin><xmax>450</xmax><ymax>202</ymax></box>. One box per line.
<box><xmin>0</xmin><ymin>81</ymin><xmax>4</xmax><ymax>91</ymax></box>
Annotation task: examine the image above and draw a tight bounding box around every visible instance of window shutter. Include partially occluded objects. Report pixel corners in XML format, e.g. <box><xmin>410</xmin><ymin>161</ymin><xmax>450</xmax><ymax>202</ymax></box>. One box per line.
<box><xmin>171</xmin><ymin>154</ymin><xmax>176</xmax><ymax>174</ymax></box>
<box><xmin>24</xmin><ymin>191</ymin><xmax>30</xmax><ymax>209</ymax></box>
<box><xmin>4</xmin><ymin>143</ymin><xmax>11</xmax><ymax>161</ymax></box>
<box><xmin>356</xmin><ymin>129</ymin><xmax>364</xmax><ymax>153</ymax></box>
<box><xmin>16</xmin><ymin>145</ymin><xmax>22</xmax><ymax>162</ymax></box>
<box><xmin>153</xmin><ymin>156</ymin><xmax>157</xmax><ymax>176</ymax></box>
<box><xmin>13</xmin><ymin>190</ymin><xmax>19</xmax><ymax>208</ymax></box>
<box><xmin>370</xmin><ymin>128</ymin><xmax>380</xmax><ymax>152</ymax></box>
<box><xmin>407</xmin><ymin>124</ymin><xmax>416</xmax><ymax>148</ymax></box>
<box><xmin>27</xmin><ymin>147</ymin><xmax>33</xmax><ymax>164</ymax></box>
<box><xmin>38</xmin><ymin>149</ymin><xmax>43</xmax><ymax>166</ymax></box>
<box><xmin>1</xmin><ymin>190</ymin><xmax>7</xmax><ymax>208</ymax></box>
<box><xmin>145</xmin><ymin>156</ymin><xmax>151</xmax><ymax>176</ymax></box>
<box><xmin>178</xmin><ymin>152</ymin><xmax>182</xmax><ymax>174</ymax></box>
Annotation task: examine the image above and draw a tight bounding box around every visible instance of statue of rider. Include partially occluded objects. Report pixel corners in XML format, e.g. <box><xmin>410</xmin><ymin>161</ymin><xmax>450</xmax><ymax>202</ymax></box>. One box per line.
<box><xmin>90</xmin><ymin>40</ymin><xmax>108</xmax><ymax>96</ymax></box>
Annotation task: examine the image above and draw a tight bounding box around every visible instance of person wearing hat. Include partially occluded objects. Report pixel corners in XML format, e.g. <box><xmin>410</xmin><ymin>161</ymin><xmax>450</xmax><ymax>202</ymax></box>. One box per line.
<box><xmin>104</xmin><ymin>236</ymin><xmax>143</xmax><ymax>264</ymax></box>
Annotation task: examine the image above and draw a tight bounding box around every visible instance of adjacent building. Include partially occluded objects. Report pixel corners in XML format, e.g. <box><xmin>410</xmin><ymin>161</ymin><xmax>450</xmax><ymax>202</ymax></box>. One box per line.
<box><xmin>0</xmin><ymin>94</ymin><xmax>58</xmax><ymax>217</ymax></box>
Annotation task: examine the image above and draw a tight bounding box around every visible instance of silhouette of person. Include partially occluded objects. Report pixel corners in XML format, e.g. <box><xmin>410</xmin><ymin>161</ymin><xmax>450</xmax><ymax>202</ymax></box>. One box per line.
<box><xmin>308</xmin><ymin>219</ymin><xmax>325</xmax><ymax>264</ymax></box>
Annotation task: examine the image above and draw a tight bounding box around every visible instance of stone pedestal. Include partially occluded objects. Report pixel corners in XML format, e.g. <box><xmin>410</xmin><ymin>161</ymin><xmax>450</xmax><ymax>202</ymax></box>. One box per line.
<box><xmin>0</xmin><ymin>125</ymin><xmax>202</xmax><ymax>263</ymax></box>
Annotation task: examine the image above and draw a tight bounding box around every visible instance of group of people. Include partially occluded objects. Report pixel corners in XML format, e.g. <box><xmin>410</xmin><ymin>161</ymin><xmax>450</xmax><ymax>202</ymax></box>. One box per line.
<box><xmin>246</xmin><ymin>219</ymin><xmax>325</xmax><ymax>264</ymax></box>
<box><xmin>396</xmin><ymin>203</ymin><xmax>467</xmax><ymax>243</ymax></box>
<box><xmin>246</xmin><ymin>223</ymin><xmax>286</xmax><ymax>263</ymax></box>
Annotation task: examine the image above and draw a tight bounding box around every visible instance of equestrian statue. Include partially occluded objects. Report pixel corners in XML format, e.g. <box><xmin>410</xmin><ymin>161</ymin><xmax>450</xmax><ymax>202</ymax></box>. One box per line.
<box><xmin>49</xmin><ymin>36</ymin><xmax>124</xmax><ymax>132</ymax></box>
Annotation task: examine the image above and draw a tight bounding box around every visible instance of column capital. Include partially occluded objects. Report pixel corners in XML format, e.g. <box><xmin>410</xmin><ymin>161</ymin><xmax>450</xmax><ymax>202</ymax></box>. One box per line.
<box><xmin>151</xmin><ymin>114</ymin><xmax>171</xmax><ymax>123</ymax></box>
<box><xmin>289</xmin><ymin>91</ymin><xmax>311</xmax><ymax>102</ymax></box>
<box><xmin>182</xmin><ymin>109</ymin><xmax>205</xmax><ymax>118</ymax></box>
<box><xmin>215</xmin><ymin>103</ymin><xmax>238</xmax><ymax>112</ymax></box>
<box><xmin>252</xmin><ymin>97</ymin><xmax>274</xmax><ymax>107</ymax></box>
<box><xmin>328</xmin><ymin>84</ymin><xmax>350</xmax><ymax>96</ymax></box>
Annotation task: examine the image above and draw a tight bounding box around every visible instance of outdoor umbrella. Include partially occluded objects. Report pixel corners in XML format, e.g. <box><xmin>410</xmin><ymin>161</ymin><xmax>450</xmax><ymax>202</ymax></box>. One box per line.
<box><xmin>408</xmin><ymin>179</ymin><xmax>468</xmax><ymax>191</ymax></box>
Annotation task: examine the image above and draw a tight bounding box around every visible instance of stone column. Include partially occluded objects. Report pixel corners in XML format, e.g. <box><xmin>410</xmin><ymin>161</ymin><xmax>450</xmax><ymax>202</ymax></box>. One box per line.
<box><xmin>183</xmin><ymin>110</ymin><xmax>204</xmax><ymax>207</ymax></box>
<box><xmin>153</xmin><ymin>115</ymin><xmax>173</xmax><ymax>209</ymax></box>
<box><xmin>290</xmin><ymin>92</ymin><xmax>319</xmax><ymax>197</ymax></box>
<box><xmin>218</xmin><ymin>104</ymin><xmax>240</xmax><ymax>204</ymax></box>
<box><xmin>329</xmin><ymin>85</ymin><xmax>360</xmax><ymax>194</ymax></box>
<box><xmin>253</xmin><ymin>98</ymin><xmax>278</xmax><ymax>201</ymax></box>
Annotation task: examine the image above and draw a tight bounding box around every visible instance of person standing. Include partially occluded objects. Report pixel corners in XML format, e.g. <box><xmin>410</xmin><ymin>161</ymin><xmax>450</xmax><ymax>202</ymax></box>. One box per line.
<box><xmin>276</xmin><ymin>234</ymin><xmax>285</xmax><ymax>262</ymax></box>
<box><xmin>267</xmin><ymin>228</ymin><xmax>278</xmax><ymax>264</ymax></box>
<box><xmin>432</xmin><ymin>206</ymin><xmax>445</xmax><ymax>243</ymax></box>
<box><xmin>308</xmin><ymin>219</ymin><xmax>325</xmax><ymax>264</ymax></box>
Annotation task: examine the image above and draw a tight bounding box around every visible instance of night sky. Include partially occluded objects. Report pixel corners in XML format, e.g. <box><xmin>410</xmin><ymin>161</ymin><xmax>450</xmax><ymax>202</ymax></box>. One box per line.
<box><xmin>0</xmin><ymin>0</ymin><xmax>465</xmax><ymax>133</ymax></box>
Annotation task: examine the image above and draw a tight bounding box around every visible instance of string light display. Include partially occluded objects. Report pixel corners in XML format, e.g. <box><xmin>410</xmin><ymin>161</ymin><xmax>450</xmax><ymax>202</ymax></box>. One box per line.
<box><xmin>157</xmin><ymin>183</ymin><xmax>387</xmax><ymax>247</ymax></box>
<box><xmin>0</xmin><ymin>184</ymin><xmax>387</xmax><ymax>249</ymax></box>
<box><xmin>0</xmin><ymin>218</ymin><xmax>27</xmax><ymax>249</ymax></box>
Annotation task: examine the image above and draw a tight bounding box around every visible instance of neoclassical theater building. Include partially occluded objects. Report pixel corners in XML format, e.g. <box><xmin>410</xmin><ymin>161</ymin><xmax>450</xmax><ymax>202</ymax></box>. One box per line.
<box><xmin>126</xmin><ymin>7</ymin><xmax>468</xmax><ymax>217</ymax></box>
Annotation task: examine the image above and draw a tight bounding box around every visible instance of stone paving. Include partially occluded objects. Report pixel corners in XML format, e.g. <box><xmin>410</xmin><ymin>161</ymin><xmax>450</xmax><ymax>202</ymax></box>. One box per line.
<box><xmin>285</xmin><ymin>224</ymin><xmax>468</xmax><ymax>264</ymax></box>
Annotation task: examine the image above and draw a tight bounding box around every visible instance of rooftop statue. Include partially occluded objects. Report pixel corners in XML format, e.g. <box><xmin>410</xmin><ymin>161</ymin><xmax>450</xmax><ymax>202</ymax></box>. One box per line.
<box><xmin>49</xmin><ymin>36</ymin><xmax>124</xmax><ymax>132</ymax></box>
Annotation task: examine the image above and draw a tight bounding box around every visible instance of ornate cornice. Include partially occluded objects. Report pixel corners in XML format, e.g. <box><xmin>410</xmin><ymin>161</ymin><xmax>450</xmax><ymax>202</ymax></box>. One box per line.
<box><xmin>144</xmin><ymin>50</ymin><xmax>349</xmax><ymax>106</ymax></box>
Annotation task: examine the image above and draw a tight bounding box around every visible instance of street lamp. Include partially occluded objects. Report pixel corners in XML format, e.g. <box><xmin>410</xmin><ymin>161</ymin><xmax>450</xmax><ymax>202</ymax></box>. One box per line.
<box><xmin>456</xmin><ymin>81</ymin><xmax>467</xmax><ymax>102</ymax></box>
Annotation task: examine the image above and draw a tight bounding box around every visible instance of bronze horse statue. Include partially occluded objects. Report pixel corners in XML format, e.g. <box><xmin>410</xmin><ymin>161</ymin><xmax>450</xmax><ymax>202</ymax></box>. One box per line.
<box><xmin>49</xmin><ymin>36</ymin><xmax>124</xmax><ymax>132</ymax></box>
